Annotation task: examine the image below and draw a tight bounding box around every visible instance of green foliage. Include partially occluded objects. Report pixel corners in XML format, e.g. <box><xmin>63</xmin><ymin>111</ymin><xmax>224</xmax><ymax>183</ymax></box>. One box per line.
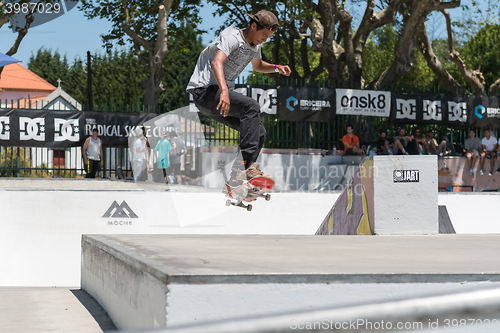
<box><xmin>362</xmin><ymin>24</ymin><xmax>437</xmax><ymax>87</ymax></box>
<box><xmin>460</xmin><ymin>24</ymin><xmax>500</xmax><ymax>87</ymax></box>
<box><xmin>160</xmin><ymin>22</ymin><xmax>205</xmax><ymax>110</ymax></box>
<box><xmin>0</xmin><ymin>147</ymin><xmax>51</xmax><ymax>178</ymax></box>
<box><xmin>28</xmin><ymin>48</ymin><xmax>148</xmax><ymax>107</ymax></box>
<box><xmin>362</xmin><ymin>25</ymin><xmax>398</xmax><ymax>83</ymax></box>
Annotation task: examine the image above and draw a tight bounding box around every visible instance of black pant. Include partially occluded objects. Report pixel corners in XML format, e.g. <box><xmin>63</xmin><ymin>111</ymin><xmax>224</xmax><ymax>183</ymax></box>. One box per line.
<box><xmin>85</xmin><ymin>159</ymin><xmax>99</xmax><ymax>178</ymax></box>
<box><xmin>192</xmin><ymin>86</ymin><xmax>266</xmax><ymax>172</ymax></box>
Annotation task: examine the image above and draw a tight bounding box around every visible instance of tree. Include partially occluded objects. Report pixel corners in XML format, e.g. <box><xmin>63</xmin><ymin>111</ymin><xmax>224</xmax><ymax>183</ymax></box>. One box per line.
<box><xmin>160</xmin><ymin>22</ymin><xmax>205</xmax><ymax>110</ymax></box>
<box><xmin>208</xmin><ymin>0</ymin><xmax>500</xmax><ymax>90</ymax></box>
<box><xmin>79</xmin><ymin>0</ymin><xmax>202</xmax><ymax>106</ymax></box>
<box><xmin>28</xmin><ymin>48</ymin><xmax>148</xmax><ymax>107</ymax></box>
<box><xmin>0</xmin><ymin>0</ymin><xmax>34</xmax><ymax>76</ymax></box>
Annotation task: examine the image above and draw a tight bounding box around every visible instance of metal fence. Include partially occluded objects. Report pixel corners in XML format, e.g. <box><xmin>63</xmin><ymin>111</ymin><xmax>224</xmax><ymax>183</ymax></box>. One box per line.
<box><xmin>2</xmin><ymin>77</ymin><xmax>499</xmax><ymax>178</ymax></box>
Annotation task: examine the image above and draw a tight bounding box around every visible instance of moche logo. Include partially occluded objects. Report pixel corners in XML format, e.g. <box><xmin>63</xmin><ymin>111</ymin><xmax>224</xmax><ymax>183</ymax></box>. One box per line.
<box><xmin>102</xmin><ymin>201</ymin><xmax>138</xmax><ymax>218</ymax></box>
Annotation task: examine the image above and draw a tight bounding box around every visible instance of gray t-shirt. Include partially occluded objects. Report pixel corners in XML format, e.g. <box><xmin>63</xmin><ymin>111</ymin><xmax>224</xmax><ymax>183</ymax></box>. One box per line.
<box><xmin>464</xmin><ymin>137</ymin><xmax>481</xmax><ymax>152</ymax></box>
<box><xmin>186</xmin><ymin>25</ymin><xmax>261</xmax><ymax>93</ymax></box>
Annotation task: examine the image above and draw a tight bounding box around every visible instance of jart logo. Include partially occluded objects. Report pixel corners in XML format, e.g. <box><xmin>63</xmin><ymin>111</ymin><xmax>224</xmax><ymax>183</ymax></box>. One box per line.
<box><xmin>286</xmin><ymin>96</ymin><xmax>298</xmax><ymax>111</ymax></box>
<box><xmin>393</xmin><ymin>170</ymin><xmax>420</xmax><ymax>183</ymax></box>
<box><xmin>475</xmin><ymin>105</ymin><xmax>485</xmax><ymax>119</ymax></box>
<box><xmin>103</xmin><ymin>201</ymin><xmax>138</xmax><ymax>225</ymax></box>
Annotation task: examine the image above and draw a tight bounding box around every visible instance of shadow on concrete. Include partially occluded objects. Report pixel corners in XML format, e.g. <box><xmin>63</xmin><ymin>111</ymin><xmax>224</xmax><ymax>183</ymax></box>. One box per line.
<box><xmin>71</xmin><ymin>289</ymin><xmax>117</xmax><ymax>332</ymax></box>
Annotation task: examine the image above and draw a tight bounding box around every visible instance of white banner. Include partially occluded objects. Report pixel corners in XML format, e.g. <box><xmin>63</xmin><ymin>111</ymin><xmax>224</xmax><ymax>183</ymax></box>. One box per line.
<box><xmin>336</xmin><ymin>89</ymin><xmax>391</xmax><ymax>117</ymax></box>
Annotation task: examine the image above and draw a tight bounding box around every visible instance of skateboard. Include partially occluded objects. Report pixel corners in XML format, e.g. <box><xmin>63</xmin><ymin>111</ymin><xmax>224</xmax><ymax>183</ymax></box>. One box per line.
<box><xmin>225</xmin><ymin>176</ymin><xmax>275</xmax><ymax>211</ymax></box>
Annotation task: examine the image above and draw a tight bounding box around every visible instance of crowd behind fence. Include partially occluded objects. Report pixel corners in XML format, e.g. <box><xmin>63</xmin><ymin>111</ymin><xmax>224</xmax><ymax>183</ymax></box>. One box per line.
<box><xmin>1</xmin><ymin>76</ymin><xmax>499</xmax><ymax>178</ymax></box>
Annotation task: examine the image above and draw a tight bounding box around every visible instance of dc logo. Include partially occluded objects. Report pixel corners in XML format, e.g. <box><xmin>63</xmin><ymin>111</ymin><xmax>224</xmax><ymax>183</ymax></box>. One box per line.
<box><xmin>475</xmin><ymin>105</ymin><xmax>485</xmax><ymax>119</ymax></box>
<box><xmin>448</xmin><ymin>102</ymin><xmax>467</xmax><ymax>123</ymax></box>
<box><xmin>395</xmin><ymin>99</ymin><xmax>417</xmax><ymax>120</ymax></box>
<box><xmin>54</xmin><ymin>119</ymin><xmax>80</xmax><ymax>142</ymax></box>
<box><xmin>423</xmin><ymin>100</ymin><xmax>442</xmax><ymax>121</ymax></box>
<box><xmin>286</xmin><ymin>96</ymin><xmax>298</xmax><ymax>112</ymax></box>
<box><xmin>0</xmin><ymin>116</ymin><xmax>10</xmax><ymax>140</ymax></box>
<box><xmin>251</xmin><ymin>88</ymin><xmax>277</xmax><ymax>115</ymax></box>
<box><xmin>19</xmin><ymin>117</ymin><xmax>45</xmax><ymax>141</ymax></box>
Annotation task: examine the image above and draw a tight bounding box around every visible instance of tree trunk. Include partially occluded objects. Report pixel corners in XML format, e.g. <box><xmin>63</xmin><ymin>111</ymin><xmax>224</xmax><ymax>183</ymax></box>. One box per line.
<box><xmin>122</xmin><ymin>0</ymin><xmax>172</xmax><ymax>106</ymax></box>
<box><xmin>417</xmin><ymin>22</ymin><xmax>458</xmax><ymax>87</ymax></box>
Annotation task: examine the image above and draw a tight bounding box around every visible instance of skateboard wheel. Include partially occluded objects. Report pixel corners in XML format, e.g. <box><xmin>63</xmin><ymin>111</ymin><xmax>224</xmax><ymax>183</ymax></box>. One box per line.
<box><xmin>247</xmin><ymin>204</ymin><xmax>252</xmax><ymax>211</ymax></box>
<box><xmin>265</xmin><ymin>194</ymin><xmax>271</xmax><ymax>201</ymax></box>
<box><xmin>225</xmin><ymin>200</ymin><xmax>231</xmax><ymax>206</ymax></box>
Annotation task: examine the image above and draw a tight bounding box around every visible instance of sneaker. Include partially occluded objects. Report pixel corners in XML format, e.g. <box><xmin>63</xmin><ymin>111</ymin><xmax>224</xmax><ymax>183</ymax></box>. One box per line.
<box><xmin>469</xmin><ymin>169</ymin><xmax>474</xmax><ymax>176</ymax></box>
<box><xmin>365</xmin><ymin>145</ymin><xmax>371</xmax><ymax>156</ymax></box>
<box><xmin>403</xmin><ymin>150</ymin><xmax>409</xmax><ymax>155</ymax></box>
<box><xmin>222</xmin><ymin>173</ymin><xmax>243</xmax><ymax>194</ymax></box>
<box><xmin>489</xmin><ymin>171</ymin><xmax>493</xmax><ymax>176</ymax></box>
<box><xmin>479</xmin><ymin>169</ymin><xmax>484</xmax><ymax>175</ymax></box>
<box><xmin>497</xmin><ymin>167</ymin><xmax>500</xmax><ymax>173</ymax></box>
<box><xmin>240</xmin><ymin>163</ymin><xmax>266</xmax><ymax>181</ymax></box>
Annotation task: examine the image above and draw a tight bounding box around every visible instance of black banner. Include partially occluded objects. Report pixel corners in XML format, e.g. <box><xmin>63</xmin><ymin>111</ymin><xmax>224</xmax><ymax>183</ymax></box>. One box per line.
<box><xmin>0</xmin><ymin>109</ymin><xmax>180</xmax><ymax>148</ymax></box>
<box><xmin>278</xmin><ymin>86</ymin><xmax>336</xmax><ymax>122</ymax></box>
<box><xmin>391</xmin><ymin>92</ymin><xmax>468</xmax><ymax>127</ymax></box>
<box><xmin>468</xmin><ymin>96</ymin><xmax>500</xmax><ymax>128</ymax></box>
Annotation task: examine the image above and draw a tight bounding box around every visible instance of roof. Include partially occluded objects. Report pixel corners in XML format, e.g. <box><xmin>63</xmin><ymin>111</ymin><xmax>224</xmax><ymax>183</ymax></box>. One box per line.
<box><xmin>0</xmin><ymin>63</ymin><xmax>56</xmax><ymax>92</ymax></box>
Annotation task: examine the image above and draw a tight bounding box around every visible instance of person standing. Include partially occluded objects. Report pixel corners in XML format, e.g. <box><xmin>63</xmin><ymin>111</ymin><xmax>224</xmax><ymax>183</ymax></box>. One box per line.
<box><xmin>132</xmin><ymin>128</ymin><xmax>149</xmax><ymax>181</ymax></box>
<box><xmin>168</xmin><ymin>131</ymin><xmax>186</xmax><ymax>185</ymax></box>
<box><xmin>82</xmin><ymin>128</ymin><xmax>103</xmax><ymax>178</ymax></box>
<box><xmin>154</xmin><ymin>132</ymin><xmax>173</xmax><ymax>184</ymax></box>
<box><xmin>186</xmin><ymin>10</ymin><xmax>291</xmax><ymax>194</ymax></box>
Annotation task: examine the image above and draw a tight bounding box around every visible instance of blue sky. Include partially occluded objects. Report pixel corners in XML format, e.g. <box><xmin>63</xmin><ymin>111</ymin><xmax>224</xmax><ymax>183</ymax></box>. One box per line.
<box><xmin>1</xmin><ymin>1</ymin><xmax>486</xmax><ymax>84</ymax></box>
<box><xmin>1</xmin><ymin>1</ymin><xmax>249</xmax><ymax>76</ymax></box>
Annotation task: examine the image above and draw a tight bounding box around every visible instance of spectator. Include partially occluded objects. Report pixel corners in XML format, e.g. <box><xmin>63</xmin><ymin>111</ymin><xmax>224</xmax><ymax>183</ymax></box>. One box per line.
<box><xmin>479</xmin><ymin>128</ymin><xmax>497</xmax><ymax>176</ymax></box>
<box><xmin>82</xmin><ymin>128</ymin><xmax>103</xmax><ymax>178</ymax></box>
<box><xmin>154</xmin><ymin>131</ymin><xmax>173</xmax><ymax>184</ymax></box>
<box><xmin>393</xmin><ymin>128</ymin><xmax>412</xmax><ymax>155</ymax></box>
<box><xmin>342</xmin><ymin>124</ymin><xmax>365</xmax><ymax>155</ymax></box>
<box><xmin>169</xmin><ymin>131</ymin><xmax>187</xmax><ymax>184</ymax></box>
<box><xmin>132</xmin><ymin>128</ymin><xmax>149</xmax><ymax>181</ymax></box>
<box><xmin>425</xmin><ymin>129</ymin><xmax>447</xmax><ymax>155</ymax></box>
<box><xmin>410</xmin><ymin>127</ymin><xmax>427</xmax><ymax>155</ymax></box>
<box><xmin>464</xmin><ymin>129</ymin><xmax>481</xmax><ymax>176</ymax></box>
<box><xmin>376</xmin><ymin>129</ymin><xmax>393</xmax><ymax>155</ymax></box>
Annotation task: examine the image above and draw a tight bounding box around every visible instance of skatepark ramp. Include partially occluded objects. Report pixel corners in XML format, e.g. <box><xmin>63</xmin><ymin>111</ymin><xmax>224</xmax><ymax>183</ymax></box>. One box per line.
<box><xmin>81</xmin><ymin>234</ymin><xmax>500</xmax><ymax>332</ymax></box>
<box><xmin>316</xmin><ymin>155</ymin><xmax>438</xmax><ymax>235</ymax></box>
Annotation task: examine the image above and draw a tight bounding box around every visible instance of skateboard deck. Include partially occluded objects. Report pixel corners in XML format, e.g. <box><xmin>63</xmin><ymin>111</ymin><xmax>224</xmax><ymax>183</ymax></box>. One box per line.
<box><xmin>225</xmin><ymin>176</ymin><xmax>275</xmax><ymax>210</ymax></box>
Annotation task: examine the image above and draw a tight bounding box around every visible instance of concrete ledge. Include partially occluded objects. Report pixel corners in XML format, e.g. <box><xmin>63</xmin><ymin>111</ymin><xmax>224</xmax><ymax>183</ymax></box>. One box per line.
<box><xmin>82</xmin><ymin>234</ymin><xmax>500</xmax><ymax>330</ymax></box>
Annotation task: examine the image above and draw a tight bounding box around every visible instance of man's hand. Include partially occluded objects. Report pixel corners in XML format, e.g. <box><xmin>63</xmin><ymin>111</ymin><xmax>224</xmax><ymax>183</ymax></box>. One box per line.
<box><xmin>217</xmin><ymin>90</ymin><xmax>231</xmax><ymax>117</ymax></box>
<box><xmin>277</xmin><ymin>65</ymin><xmax>291</xmax><ymax>76</ymax></box>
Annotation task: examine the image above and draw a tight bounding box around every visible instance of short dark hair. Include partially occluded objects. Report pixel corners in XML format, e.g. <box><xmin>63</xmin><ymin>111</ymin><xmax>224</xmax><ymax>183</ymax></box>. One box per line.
<box><xmin>249</xmin><ymin>19</ymin><xmax>265</xmax><ymax>31</ymax></box>
<box><xmin>346</xmin><ymin>124</ymin><xmax>354</xmax><ymax>130</ymax></box>
<box><xmin>92</xmin><ymin>128</ymin><xmax>98</xmax><ymax>133</ymax></box>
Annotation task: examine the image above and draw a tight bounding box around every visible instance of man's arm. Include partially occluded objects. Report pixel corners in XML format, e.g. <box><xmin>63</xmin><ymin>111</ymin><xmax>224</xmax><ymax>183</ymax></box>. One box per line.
<box><xmin>251</xmin><ymin>58</ymin><xmax>291</xmax><ymax>76</ymax></box>
<box><xmin>99</xmin><ymin>140</ymin><xmax>104</xmax><ymax>167</ymax></box>
<box><xmin>343</xmin><ymin>138</ymin><xmax>354</xmax><ymax>149</ymax></box>
<box><xmin>211</xmin><ymin>50</ymin><xmax>230</xmax><ymax>117</ymax></box>
<box><xmin>82</xmin><ymin>138</ymin><xmax>89</xmax><ymax>164</ymax></box>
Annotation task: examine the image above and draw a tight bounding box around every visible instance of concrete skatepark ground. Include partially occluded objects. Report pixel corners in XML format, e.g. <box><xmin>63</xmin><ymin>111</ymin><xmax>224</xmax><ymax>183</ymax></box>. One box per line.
<box><xmin>1</xmin><ymin>176</ymin><xmax>500</xmax><ymax>332</ymax></box>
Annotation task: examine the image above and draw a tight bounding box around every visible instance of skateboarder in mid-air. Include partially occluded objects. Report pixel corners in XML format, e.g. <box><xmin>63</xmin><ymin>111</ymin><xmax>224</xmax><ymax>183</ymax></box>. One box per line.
<box><xmin>186</xmin><ymin>10</ymin><xmax>291</xmax><ymax>194</ymax></box>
